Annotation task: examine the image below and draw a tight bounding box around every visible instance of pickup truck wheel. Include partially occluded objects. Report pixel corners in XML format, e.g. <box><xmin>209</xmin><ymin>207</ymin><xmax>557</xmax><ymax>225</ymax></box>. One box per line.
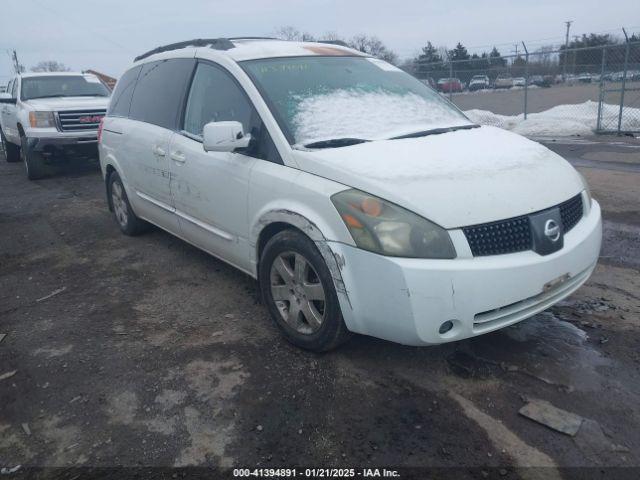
<box><xmin>21</xmin><ymin>136</ymin><xmax>51</xmax><ymax>180</ymax></box>
<box><xmin>1</xmin><ymin>130</ymin><xmax>20</xmax><ymax>163</ymax></box>
<box><xmin>108</xmin><ymin>171</ymin><xmax>149</xmax><ymax>236</ymax></box>
<box><xmin>259</xmin><ymin>229</ymin><xmax>350</xmax><ymax>352</ymax></box>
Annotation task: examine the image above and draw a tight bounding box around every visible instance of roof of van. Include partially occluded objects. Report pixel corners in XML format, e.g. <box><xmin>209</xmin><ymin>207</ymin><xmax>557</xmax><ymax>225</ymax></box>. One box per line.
<box><xmin>135</xmin><ymin>38</ymin><xmax>367</xmax><ymax>63</ymax></box>
<box><xmin>228</xmin><ymin>39</ymin><xmax>365</xmax><ymax>61</ymax></box>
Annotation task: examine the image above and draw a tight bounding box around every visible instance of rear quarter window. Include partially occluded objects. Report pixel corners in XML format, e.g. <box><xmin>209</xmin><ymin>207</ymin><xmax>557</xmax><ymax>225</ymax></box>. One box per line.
<box><xmin>108</xmin><ymin>66</ymin><xmax>141</xmax><ymax>118</ymax></box>
<box><xmin>128</xmin><ymin>58</ymin><xmax>194</xmax><ymax>130</ymax></box>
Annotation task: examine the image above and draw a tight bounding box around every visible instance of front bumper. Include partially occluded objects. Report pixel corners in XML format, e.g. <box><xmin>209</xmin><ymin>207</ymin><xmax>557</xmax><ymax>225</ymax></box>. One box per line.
<box><xmin>26</xmin><ymin>135</ymin><xmax>98</xmax><ymax>161</ymax></box>
<box><xmin>329</xmin><ymin>200</ymin><xmax>602</xmax><ymax>346</ymax></box>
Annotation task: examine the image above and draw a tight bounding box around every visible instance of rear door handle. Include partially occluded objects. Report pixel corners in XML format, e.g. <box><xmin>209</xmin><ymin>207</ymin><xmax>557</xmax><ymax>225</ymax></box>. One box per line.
<box><xmin>152</xmin><ymin>145</ymin><xmax>166</xmax><ymax>157</ymax></box>
<box><xmin>170</xmin><ymin>151</ymin><xmax>186</xmax><ymax>164</ymax></box>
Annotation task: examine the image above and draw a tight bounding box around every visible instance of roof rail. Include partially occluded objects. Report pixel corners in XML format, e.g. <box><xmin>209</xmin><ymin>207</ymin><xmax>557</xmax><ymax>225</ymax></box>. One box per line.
<box><xmin>134</xmin><ymin>38</ymin><xmax>236</xmax><ymax>62</ymax></box>
<box><xmin>227</xmin><ymin>36</ymin><xmax>278</xmax><ymax>41</ymax></box>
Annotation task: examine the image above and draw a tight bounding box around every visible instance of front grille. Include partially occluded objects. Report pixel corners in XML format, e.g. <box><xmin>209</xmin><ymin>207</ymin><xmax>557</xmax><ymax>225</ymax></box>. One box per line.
<box><xmin>559</xmin><ymin>194</ymin><xmax>584</xmax><ymax>233</ymax></box>
<box><xmin>463</xmin><ymin>194</ymin><xmax>584</xmax><ymax>257</ymax></box>
<box><xmin>463</xmin><ymin>216</ymin><xmax>532</xmax><ymax>256</ymax></box>
<box><xmin>57</xmin><ymin>109</ymin><xmax>106</xmax><ymax>132</ymax></box>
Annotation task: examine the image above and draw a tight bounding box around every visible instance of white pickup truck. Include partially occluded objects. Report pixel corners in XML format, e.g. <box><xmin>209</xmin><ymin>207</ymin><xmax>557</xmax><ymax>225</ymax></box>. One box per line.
<box><xmin>0</xmin><ymin>72</ymin><xmax>110</xmax><ymax>179</ymax></box>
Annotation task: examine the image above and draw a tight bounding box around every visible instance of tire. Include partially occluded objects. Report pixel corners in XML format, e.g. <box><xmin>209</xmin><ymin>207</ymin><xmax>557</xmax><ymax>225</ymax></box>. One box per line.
<box><xmin>259</xmin><ymin>229</ymin><xmax>350</xmax><ymax>352</ymax></box>
<box><xmin>107</xmin><ymin>171</ymin><xmax>149</xmax><ymax>236</ymax></box>
<box><xmin>22</xmin><ymin>136</ymin><xmax>55</xmax><ymax>180</ymax></box>
<box><xmin>1</xmin><ymin>129</ymin><xmax>20</xmax><ymax>163</ymax></box>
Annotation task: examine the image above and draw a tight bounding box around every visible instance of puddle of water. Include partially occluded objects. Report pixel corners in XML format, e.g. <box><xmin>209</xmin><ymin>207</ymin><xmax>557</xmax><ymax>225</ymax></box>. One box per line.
<box><xmin>469</xmin><ymin>312</ymin><xmax>611</xmax><ymax>391</ymax></box>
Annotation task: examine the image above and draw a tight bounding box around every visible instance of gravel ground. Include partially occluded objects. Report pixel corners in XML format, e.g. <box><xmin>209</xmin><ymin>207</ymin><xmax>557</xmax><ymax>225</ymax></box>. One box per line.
<box><xmin>0</xmin><ymin>138</ymin><xmax>639</xmax><ymax>479</ymax></box>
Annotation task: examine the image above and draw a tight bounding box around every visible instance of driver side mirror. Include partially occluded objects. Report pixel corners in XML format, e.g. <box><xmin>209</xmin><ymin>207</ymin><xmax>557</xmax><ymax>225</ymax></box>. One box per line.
<box><xmin>203</xmin><ymin>121</ymin><xmax>251</xmax><ymax>153</ymax></box>
<box><xmin>0</xmin><ymin>94</ymin><xmax>16</xmax><ymax>104</ymax></box>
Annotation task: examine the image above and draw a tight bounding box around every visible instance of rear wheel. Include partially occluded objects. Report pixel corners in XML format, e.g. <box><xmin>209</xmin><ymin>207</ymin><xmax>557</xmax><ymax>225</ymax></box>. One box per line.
<box><xmin>1</xmin><ymin>129</ymin><xmax>20</xmax><ymax>163</ymax></box>
<box><xmin>259</xmin><ymin>229</ymin><xmax>350</xmax><ymax>352</ymax></box>
<box><xmin>108</xmin><ymin>171</ymin><xmax>149</xmax><ymax>236</ymax></box>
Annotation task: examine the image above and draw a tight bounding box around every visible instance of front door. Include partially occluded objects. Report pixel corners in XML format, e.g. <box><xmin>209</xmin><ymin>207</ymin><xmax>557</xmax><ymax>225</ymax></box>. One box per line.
<box><xmin>168</xmin><ymin>61</ymin><xmax>281</xmax><ymax>272</ymax></box>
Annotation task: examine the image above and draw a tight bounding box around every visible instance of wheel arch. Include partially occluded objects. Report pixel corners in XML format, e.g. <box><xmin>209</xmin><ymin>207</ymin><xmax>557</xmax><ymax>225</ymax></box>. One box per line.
<box><xmin>104</xmin><ymin>164</ymin><xmax>117</xmax><ymax>212</ymax></box>
<box><xmin>252</xmin><ymin>209</ymin><xmax>353</xmax><ymax>314</ymax></box>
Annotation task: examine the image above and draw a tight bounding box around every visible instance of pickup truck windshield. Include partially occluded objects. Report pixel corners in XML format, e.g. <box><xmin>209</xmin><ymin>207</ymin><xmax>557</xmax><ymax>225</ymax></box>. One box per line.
<box><xmin>241</xmin><ymin>56</ymin><xmax>472</xmax><ymax>146</ymax></box>
<box><xmin>21</xmin><ymin>75</ymin><xmax>110</xmax><ymax>100</ymax></box>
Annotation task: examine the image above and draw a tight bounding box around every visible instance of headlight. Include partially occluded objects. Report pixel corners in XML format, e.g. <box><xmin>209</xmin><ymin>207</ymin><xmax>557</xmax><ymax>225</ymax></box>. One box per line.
<box><xmin>331</xmin><ymin>189</ymin><xmax>456</xmax><ymax>259</ymax></box>
<box><xmin>29</xmin><ymin>111</ymin><xmax>55</xmax><ymax>128</ymax></box>
<box><xmin>578</xmin><ymin>172</ymin><xmax>593</xmax><ymax>210</ymax></box>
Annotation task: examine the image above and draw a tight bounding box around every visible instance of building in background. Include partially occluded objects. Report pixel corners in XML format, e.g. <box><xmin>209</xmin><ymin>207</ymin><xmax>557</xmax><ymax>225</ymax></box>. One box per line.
<box><xmin>84</xmin><ymin>70</ymin><xmax>117</xmax><ymax>90</ymax></box>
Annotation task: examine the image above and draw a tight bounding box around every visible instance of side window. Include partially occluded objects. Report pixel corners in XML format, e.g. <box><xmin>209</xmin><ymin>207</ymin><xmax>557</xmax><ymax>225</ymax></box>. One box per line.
<box><xmin>183</xmin><ymin>62</ymin><xmax>282</xmax><ymax>164</ymax></box>
<box><xmin>6</xmin><ymin>80</ymin><xmax>13</xmax><ymax>97</ymax></box>
<box><xmin>11</xmin><ymin>79</ymin><xmax>18</xmax><ymax>99</ymax></box>
<box><xmin>183</xmin><ymin>63</ymin><xmax>253</xmax><ymax>136</ymax></box>
<box><xmin>107</xmin><ymin>65</ymin><xmax>141</xmax><ymax>117</ymax></box>
<box><xmin>129</xmin><ymin>58</ymin><xmax>194</xmax><ymax>130</ymax></box>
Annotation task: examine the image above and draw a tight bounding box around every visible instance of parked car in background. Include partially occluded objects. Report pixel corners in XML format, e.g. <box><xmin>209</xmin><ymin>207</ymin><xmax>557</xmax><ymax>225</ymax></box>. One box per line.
<box><xmin>422</xmin><ymin>77</ymin><xmax>436</xmax><ymax>89</ymax></box>
<box><xmin>437</xmin><ymin>77</ymin><xmax>463</xmax><ymax>93</ymax></box>
<box><xmin>468</xmin><ymin>75</ymin><xmax>490</xmax><ymax>91</ymax></box>
<box><xmin>494</xmin><ymin>75</ymin><xmax>514</xmax><ymax>89</ymax></box>
<box><xmin>578</xmin><ymin>73</ymin><xmax>593</xmax><ymax>83</ymax></box>
<box><xmin>0</xmin><ymin>86</ymin><xmax>6</xmax><ymax>93</ymax></box>
<box><xmin>100</xmin><ymin>38</ymin><xmax>601</xmax><ymax>352</ymax></box>
<box><xmin>530</xmin><ymin>75</ymin><xmax>551</xmax><ymax>87</ymax></box>
<box><xmin>513</xmin><ymin>77</ymin><xmax>526</xmax><ymax>87</ymax></box>
<box><xmin>0</xmin><ymin>72</ymin><xmax>110</xmax><ymax>179</ymax></box>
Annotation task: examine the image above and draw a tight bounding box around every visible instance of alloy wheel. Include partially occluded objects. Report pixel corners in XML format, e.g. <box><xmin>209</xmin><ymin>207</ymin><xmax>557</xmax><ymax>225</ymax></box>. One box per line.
<box><xmin>270</xmin><ymin>251</ymin><xmax>326</xmax><ymax>335</ymax></box>
<box><xmin>111</xmin><ymin>181</ymin><xmax>129</xmax><ymax>227</ymax></box>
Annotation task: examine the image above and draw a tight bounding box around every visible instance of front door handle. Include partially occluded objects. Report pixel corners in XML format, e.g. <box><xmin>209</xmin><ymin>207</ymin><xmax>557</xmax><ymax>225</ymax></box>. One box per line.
<box><xmin>152</xmin><ymin>145</ymin><xmax>166</xmax><ymax>157</ymax></box>
<box><xmin>170</xmin><ymin>151</ymin><xmax>186</xmax><ymax>164</ymax></box>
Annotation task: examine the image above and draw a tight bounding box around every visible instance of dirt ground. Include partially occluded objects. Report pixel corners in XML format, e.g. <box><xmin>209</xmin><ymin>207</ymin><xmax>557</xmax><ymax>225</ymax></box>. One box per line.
<box><xmin>1</xmin><ymin>136</ymin><xmax>639</xmax><ymax>479</ymax></box>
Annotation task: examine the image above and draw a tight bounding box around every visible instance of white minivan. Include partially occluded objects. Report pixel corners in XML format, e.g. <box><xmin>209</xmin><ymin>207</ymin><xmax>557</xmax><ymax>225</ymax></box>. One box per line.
<box><xmin>99</xmin><ymin>38</ymin><xmax>602</xmax><ymax>351</ymax></box>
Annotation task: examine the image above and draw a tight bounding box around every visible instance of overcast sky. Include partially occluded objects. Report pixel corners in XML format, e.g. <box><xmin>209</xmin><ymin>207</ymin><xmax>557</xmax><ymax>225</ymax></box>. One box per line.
<box><xmin>1</xmin><ymin>0</ymin><xmax>638</xmax><ymax>82</ymax></box>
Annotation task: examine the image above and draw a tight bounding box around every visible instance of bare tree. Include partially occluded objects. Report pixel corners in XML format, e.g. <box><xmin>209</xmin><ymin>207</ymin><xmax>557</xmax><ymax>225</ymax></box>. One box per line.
<box><xmin>273</xmin><ymin>26</ymin><xmax>315</xmax><ymax>42</ymax></box>
<box><xmin>348</xmin><ymin>34</ymin><xmax>398</xmax><ymax>64</ymax></box>
<box><xmin>31</xmin><ymin>61</ymin><xmax>71</xmax><ymax>72</ymax></box>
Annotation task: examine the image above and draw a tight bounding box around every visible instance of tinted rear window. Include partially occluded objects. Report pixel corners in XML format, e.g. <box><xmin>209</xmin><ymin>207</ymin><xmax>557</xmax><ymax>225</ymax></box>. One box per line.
<box><xmin>107</xmin><ymin>66</ymin><xmax>141</xmax><ymax>118</ymax></box>
<box><xmin>128</xmin><ymin>58</ymin><xmax>194</xmax><ymax>130</ymax></box>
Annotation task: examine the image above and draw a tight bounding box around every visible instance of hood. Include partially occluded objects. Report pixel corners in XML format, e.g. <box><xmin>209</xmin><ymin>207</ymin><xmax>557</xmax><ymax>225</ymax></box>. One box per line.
<box><xmin>25</xmin><ymin>96</ymin><xmax>110</xmax><ymax>111</ymax></box>
<box><xmin>292</xmin><ymin>126</ymin><xmax>583</xmax><ymax>229</ymax></box>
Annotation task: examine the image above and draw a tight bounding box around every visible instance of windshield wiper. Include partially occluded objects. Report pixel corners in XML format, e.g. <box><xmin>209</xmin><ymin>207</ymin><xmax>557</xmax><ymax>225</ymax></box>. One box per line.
<box><xmin>304</xmin><ymin>138</ymin><xmax>369</xmax><ymax>149</ymax></box>
<box><xmin>390</xmin><ymin>124</ymin><xmax>479</xmax><ymax>140</ymax></box>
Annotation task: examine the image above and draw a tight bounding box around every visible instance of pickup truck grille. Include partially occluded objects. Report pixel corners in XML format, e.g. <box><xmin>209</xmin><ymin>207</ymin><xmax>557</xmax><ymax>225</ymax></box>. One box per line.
<box><xmin>57</xmin><ymin>109</ymin><xmax>106</xmax><ymax>132</ymax></box>
<box><xmin>463</xmin><ymin>194</ymin><xmax>584</xmax><ymax>257</ymax></box>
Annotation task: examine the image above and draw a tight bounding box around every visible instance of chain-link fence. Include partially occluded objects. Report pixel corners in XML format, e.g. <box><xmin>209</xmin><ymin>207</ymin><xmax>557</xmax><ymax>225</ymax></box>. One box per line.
<box><xmin>410</xmin><ymin>40</ymin><xmax>640</xmax><ymax>136</ymax></box>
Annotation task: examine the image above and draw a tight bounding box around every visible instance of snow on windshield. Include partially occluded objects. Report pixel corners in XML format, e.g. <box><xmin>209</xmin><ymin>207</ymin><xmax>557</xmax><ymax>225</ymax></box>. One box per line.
<box><xmin>291</xmin><ymin>88</ymin><xmax>472</xmax><ymax>146</ymax></box>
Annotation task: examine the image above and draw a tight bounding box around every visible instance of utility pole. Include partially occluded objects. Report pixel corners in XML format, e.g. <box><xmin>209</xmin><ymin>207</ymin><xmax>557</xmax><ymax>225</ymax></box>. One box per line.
<box><xmin>562</xmin><ymin>20</ymin><xmax>572</xmax><ymax>81</ymax></box>
<box><xmin>11</xmin><ymin>50</ymin><xmax>22</xmax><ymax>74</ymax></box>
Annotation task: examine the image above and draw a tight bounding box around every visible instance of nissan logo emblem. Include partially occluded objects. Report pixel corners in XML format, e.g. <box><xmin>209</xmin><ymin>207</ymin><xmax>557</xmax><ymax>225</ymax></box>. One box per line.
<box><xmin>544</xmin><ymin>219</ymin><xmax>561</xmax><ymax>242</ymax></box>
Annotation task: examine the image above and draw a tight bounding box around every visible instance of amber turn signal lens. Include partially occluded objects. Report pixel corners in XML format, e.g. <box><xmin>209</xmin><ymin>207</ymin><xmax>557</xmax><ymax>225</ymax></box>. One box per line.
<box><xmin>341</xmin><ymin>213</ymin><xmax>363</xmax><ymax>229</ymax></box>
<box><xmin>361</xmin><ymin>197</ymin><xmax>382</xmax><ymax>217</ymax></box>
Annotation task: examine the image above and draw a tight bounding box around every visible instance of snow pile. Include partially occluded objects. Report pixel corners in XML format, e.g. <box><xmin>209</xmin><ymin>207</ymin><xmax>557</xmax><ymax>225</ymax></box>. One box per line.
<box><xmin>291</xmin><ymin>89</ymin><xmax>470</xmax><ymax>145</ymax></box>
<box><xmin>464</xmin><ymin>100</ymin><xmax>640</xmax><ymax>136</ymax></box>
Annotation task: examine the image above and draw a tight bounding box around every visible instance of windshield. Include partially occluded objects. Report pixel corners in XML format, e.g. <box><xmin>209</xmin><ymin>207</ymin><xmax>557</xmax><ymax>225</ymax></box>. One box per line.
<box><xmin>21</xmin><ymin>75</ymin><xmax>110</xmax><ymax>100</ymax></box>
<box><xmin>241</xmin><ymin>56</ymin><xmax>472</xmax><ymax>146</ymax></box>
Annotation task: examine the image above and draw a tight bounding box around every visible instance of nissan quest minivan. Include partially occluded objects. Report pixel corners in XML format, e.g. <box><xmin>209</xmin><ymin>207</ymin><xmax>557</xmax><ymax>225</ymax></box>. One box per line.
<box><xmin>99</xmin><ymin>38</ymin><xmax>602</xmax><ymax>351</ymax></box>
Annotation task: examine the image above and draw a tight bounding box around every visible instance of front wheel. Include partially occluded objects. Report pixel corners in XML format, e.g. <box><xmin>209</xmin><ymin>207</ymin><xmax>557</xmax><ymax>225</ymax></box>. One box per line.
<box><xmin>259</xmin><ymin>229</ymin><xmax>350</xmax><ymax>352</ymax></box>
<box><xmin>22</xmin><ymin>136</ymin><xmax>52</xmax><ymax>180</ymax></box>
<box><xmin>1</xmin><ymin>129</ymin><xmax>20</xmax><ymax>163</ymax></box>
